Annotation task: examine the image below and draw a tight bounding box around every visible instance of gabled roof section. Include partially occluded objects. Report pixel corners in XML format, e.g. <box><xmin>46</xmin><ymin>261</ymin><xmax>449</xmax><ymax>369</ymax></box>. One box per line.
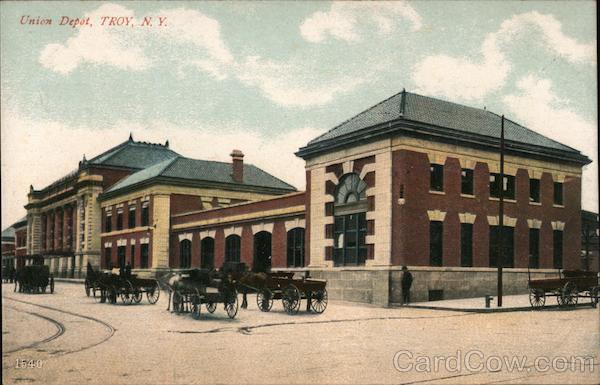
<box><xmin>300</xmin><ymin>90</ymin><xmax>589</xmax><ymax>164</ymax></box>
<box><xmin>103</xmin><ymin>156</ymin><xmax>296</xmax><ymax>197</ymax></box>
<box><xmin>87</xmin><ymin>138</ymin><xmax>179</xmax><ymax>169</ymax></box>
<box><xmin>2</xmin><ymin>226</ymin><xmax>15</xmax><ymax>240</ymax></box>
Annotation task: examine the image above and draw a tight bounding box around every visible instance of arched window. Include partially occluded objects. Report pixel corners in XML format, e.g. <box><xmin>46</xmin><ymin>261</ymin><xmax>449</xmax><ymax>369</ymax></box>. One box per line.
<box><xmin>200</xmin><ymin>237</ymin><xmax>215</xmax><ymax>269</ymax></box>
<box><xmin>180</xmin><ymin>239</ymin><xmax>191</xmax><ymax>269</ymax></box>
<box><xmin>333</xmin><ymin>173</ymin><xmax>368</xmax><ymax>266</ymax></box>
<box><xmin>335</xmin><ymin>173</ymin><xmax>367</xmax><ymax>206</ymax></box>
<box><xmin>287</xmin><ymin>228</ymin><xmax>305</xmax><ymax>267</ymax></box>
<box><xmin>225</xmin><ymin>235</ymin><xmax>241</xmax><ymax>263</ymax></box>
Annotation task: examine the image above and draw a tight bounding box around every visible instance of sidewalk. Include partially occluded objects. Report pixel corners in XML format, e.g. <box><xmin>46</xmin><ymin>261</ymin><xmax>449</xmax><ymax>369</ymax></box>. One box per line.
<box><xmin>401</xmin><ymin>293</ymin><xmax>596</xmax><ymax>313</ymax></box>
<box><xmin>54</xmin><ymin>277</ymin><xmax>85</xmax><ymax>284</ymax></box>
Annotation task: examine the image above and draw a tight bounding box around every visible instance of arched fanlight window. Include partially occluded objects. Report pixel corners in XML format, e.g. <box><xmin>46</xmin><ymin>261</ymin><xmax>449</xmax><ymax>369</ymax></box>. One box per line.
<box><xmin>335</xmin><ymin>173</ymin><xmax>367</xmax><ymax>206</ymax></box>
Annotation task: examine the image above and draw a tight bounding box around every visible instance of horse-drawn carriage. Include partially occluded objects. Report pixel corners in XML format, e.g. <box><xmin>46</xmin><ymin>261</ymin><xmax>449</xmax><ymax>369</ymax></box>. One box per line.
<box><xmin>166</xmin><ymin>267</ymin><xmax>239</xmax><ymax>319</ymax></box>
<box><xmin>14</xmin><ymin>265</ymin><xmax>54</xmax><ymax>294</ymax></box>
<box><xmin>528</xmin><ymin>269</ymin><xmax>599</xmax><ymax>308</ymax></box>
<box><xmin>85</xmin><ymin>265</ymin><xmax>160</xmax><ymax>305</ymax></box>
<box><xmin>239</xmin><ymin>270</ymin><xmax>328</xmax><ymax>315</ymax></box>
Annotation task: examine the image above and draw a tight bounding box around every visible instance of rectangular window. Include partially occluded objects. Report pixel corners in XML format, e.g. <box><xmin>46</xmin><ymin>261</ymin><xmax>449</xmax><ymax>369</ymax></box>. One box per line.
<box><xmin>117</xmin><ymin>246</ymin><xmax>126</xmax><ymax>268</ymax></box>
<box><xmin>104</xmin><ymin>247</ymin><xmax>112</xmax><ymax>269</ymax></box>
<box><xmin>140</xmin><ymin>244</ymin><xmax>149</xmax><ymax>269</ymax></box>
<box><xmin>553</xmin><ymin>182</ymin><xmax>563</xmax><ymax>205</ymax></box>
<box><xmin>489</xmin><ymin>226</ymin><xmax>515</xmax><ymax>268</ymax></box>
<box><xmin>128</xmin><ymin>207</ymin><xmax>136</xmax><ymax>228</ymax></box>
<box><xmin>116</xmin><ymin>210</ymin><xmax>123</xmax><ymax>231</ymax></box>
<box><xmin>529</xmin><ymin>179</ymin><xmax>540</xmax><ymax>203</ymax></box>
<box><xmin>529</xmin><ymin>229</ymin><xmax>540</xmax><ymax>268</ymax></box>
<box><xmin>461</xmin><ymin>169</ymin><xmax>474</xmax><ymax>195</ymax></box>
<box><xmin>333</xmin><ymin>212</ymin><xmax>367</xmax><ymax>266</ymax></box>
<box><xmin>429</xmin><ymin>221</ymin><xmax>443</xmax><ymax>266</ymax></box>
<box><xmin>490</xmin><ymin>173</ymin><xmax>515</xmax><ymax>199</ymax></box>
<box><xmin>430</xmin><ymin>164</ymin><xmax>444</xmax><ymax>192</ymax></box>
<box><xmin>130</xmin><ymin>244</ymin><xmax>135</xmax><ymax>268</ymax></box>
<box><xmin>141</xmin><ymin>204</ymin><xmax>149</xmax><ymax>227</ymax></box>
<box><xmin>460</xmin><ymin>223</ymin><xmax>473</xmax><ymax>267</ymax></box>
<box><xmin>105</xmin><ymin>212</ymin><xmax>112</xmax><ymax>233</ymax></box>
<box><xmin>504</xmin><ymin>175</ymin><xmax>515</xmax><ymax>200</ymax></box>
<box><xmin>489</xmin><ymin>174</ymin><xmax>501</xmax><ymax>198</ymax></box>
<box><xmin>553</xmin><ymin>230</ymin><xmax>563</xmax><ymax>268</ymax></box>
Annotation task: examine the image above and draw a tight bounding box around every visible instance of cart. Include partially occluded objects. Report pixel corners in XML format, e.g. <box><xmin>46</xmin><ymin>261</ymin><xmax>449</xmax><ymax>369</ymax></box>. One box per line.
<box><xmin>528</xmin><ymin>269</ymin><xmax>599</xmax><ymax>309</ymax></box>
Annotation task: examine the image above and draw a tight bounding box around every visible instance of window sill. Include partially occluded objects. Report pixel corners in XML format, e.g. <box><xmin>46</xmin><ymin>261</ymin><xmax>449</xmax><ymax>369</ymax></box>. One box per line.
<box><xmin>429</xmin><ymin>190</ymin><xmax>445</xmax><ymax>195</ymax></box>
<box><xmin>489</xmin><ymin>197</ymin><xmax>516</xmax><ymax>203</ymax></box>
<box><xmin>529</xmin><ymin>202</ymin><xmax>542</xmax><ymax>206</ymax></box>
<box><xmin>553</xmin><ymin>204</ymin><xmax>565</xmax><ymax>208</ymax></box>
<box><xmin>460</xmin><ymin>194</ymin><xmax>475</xmax><ymax>199</ymax></box>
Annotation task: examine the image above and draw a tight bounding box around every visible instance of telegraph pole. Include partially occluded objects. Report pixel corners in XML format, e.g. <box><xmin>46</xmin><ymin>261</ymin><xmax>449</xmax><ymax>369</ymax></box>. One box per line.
<box><xmin>497</xmin><ymin>115</ymin><xmax>505</xmax><ymax>307</ymax></box>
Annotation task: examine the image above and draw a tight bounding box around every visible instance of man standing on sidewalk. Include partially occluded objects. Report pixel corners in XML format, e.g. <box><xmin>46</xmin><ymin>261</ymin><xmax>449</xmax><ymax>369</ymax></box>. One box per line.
<box><xmin>401</xmin><ymin>266</ymin><xmax>413</xmax><ymax>305</ymax></box>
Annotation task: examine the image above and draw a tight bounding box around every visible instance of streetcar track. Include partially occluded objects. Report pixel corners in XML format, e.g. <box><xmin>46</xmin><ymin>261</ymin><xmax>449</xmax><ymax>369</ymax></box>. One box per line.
<box><xmin>3</xmin><ymin>305</ymin><xmax>66</xmax><ymax>354</ymax></box>
<box><xmin>168</xmin><ymin>312</ymin><xmax>477</xmax><ymax>335</ymax></box>
<box><xmin>2</xmin><ymin>296</ymin><xmax>116</xmax><ymax>356</ymax></box>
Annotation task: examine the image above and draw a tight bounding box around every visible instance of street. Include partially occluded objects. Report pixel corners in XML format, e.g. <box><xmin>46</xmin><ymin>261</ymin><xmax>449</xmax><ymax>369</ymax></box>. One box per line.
<box><xmin>2</xmin><ymin>282</ymin><xmax>599</xmax><ymax>384</ymax></box>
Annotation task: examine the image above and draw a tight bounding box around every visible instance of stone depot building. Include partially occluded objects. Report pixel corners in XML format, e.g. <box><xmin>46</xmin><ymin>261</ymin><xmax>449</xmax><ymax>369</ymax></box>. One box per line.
<box><xmin>4</xmin><ymin>90</ymin><xmax>593</xmax><ymax>305</ymax></box>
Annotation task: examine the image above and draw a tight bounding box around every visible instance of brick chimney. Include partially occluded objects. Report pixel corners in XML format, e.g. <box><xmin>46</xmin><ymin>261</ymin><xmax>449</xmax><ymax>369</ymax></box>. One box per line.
<box><xmin>230</xmin><ymin>149</ymin><xmax>244</xmax><ymax>183</ymax></box>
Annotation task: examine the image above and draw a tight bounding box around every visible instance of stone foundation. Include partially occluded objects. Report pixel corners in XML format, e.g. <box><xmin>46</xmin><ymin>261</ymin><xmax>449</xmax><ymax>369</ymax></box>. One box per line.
<box><xmin>278</xmin><ymin>266</ymin><xmax>563</xmax><ymax>307</ymax></box>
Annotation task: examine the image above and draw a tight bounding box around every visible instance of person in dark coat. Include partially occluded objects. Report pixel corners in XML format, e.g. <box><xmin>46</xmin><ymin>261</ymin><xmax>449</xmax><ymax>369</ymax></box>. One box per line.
<box><xmin>125</xmin><ymin>262</ymin><xmax>132</xmax><ymax>279</ymax></box>
<box><xmin>401</xmin><ymin>266</ymin><xmax>413</xmax><ymax>305</ymax></box>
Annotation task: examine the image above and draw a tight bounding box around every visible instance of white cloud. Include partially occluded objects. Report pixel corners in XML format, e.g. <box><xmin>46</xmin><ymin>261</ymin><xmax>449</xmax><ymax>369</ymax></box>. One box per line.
<box><xmin>503</xmin><ymin>75</ymin><xmax>598</xmax><ymax>212</ymax></box>
<box><xmin>0</xmin><ymin>110</ymin><xmax>324</xmax><ymax>228</ymax></box>
<box><xmin>300</xmin><ymin>1</ymin><xmax>422</xmax><ymax>43</ymax></box>
<box><xmin>39</xmin><ymin>3</ymin><xmax>151</xmax><ymax>74</ymax></box>
<box><xmin>234</xmin><ymin>55</ymin><xmax>367</xmax><ymax>107</ymax></box>
<box><xmin>412</xmin><ymin>11</ymin><xmax>595</xmax><ymax>102</ymax></box>
<box><xmin>39</xmin><ymin>4</ymin><xmax>232</xmax><ymax>76</ymax></box>
<box><xmin>38</xmin><ymin>3</ymin><xmax>363</xmax><ymax>107</ymax></box>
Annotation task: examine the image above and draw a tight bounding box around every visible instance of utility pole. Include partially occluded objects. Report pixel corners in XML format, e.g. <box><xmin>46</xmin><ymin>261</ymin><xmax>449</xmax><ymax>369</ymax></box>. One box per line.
<box><xmin>497</xmin><ymin>115</ymin><xmax>505</xmax><ymax>307</ymax></box>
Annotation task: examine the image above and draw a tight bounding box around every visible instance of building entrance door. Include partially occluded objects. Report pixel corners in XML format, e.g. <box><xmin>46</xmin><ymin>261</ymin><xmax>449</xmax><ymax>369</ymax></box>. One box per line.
<box><xmin>253</xmin><ymin>231</ymin><xmax>272</xmax><ymax>273</ymax></box>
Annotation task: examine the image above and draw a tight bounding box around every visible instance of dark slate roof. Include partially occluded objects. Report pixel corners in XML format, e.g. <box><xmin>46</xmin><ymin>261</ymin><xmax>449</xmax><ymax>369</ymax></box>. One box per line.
<box><xmin>87</xmin><ymin>138</ymin><xmax>179</xmax><ymax>169</ymax></box>
<box><xmin>104</xmin><ymin>156</ymin><xmax>296</xmax><ymax>195</ymax></box>
<box><xmin>305</xmin><ymin>90</ymin><xmax>583</xmax><ymax>157</ymax></box>
<box><xmin>2</xmin><ymin>226</ymin><xmax>15</xmax><ymax>240</ymax></box>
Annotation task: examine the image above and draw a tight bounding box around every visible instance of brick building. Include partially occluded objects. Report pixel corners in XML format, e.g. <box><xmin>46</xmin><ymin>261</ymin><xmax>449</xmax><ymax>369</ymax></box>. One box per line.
<box><xmin>12</xmin><ymin>90</ymin><xmax>593</xmax><ymax>305</ymax></box>
<box><xmin>170</xmin><ymin>90</ymin><xmax>591</xmax><ymax>304</ymax></box>
<box><xmin>2</xmin><ymin>225</ymin><xmax>16</xmax><ymax>272</ymax></box>
<box><xmin>21</xmin><ymin>135</ymin><xmax>295</xmax><ymax>278</ymax></box>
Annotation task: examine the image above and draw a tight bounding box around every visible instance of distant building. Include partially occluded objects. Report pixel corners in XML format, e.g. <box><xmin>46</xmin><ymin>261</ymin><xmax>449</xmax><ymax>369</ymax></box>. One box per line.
<box><xmin>581</xmin><ymin>210</ymin><xmax>599</xmax><ymax>271</ymax></box>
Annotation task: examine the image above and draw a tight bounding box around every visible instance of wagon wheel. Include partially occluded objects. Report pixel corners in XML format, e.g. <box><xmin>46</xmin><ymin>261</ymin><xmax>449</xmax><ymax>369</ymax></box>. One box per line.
<box><xmin>559</xmin><ymin>282</ymin><xmax>578</xmax><ymax>307</ymax></box>
<box><xmin>84</xmin><ymin>279</ymin><xmax>91</xmax><ymax>297</ymax></box>
<box><xmin>50</xmin><ymin>277</ymin><xmax>54</xmax><ymax>294</ymax></box>
<box><xmin>109</xmin><ymin>286</ymin><xmax>118</xmax><ymax>304</ymax></box>
<box><xmin>282</xmin><ymin>284</ymin><xmax>301</xmax><ymax>315</ymax></box>
<box><xmin>310</xmin><ymin>289</ymin><xmax>328</xmax><ymax>314</ymax></box>
<box><xmin>528</xmin><ymin>289</ymin><xmax>545</xmax><ymax>309</ymax></box>
<box><xmin>93</xmin><ymin>287</ymin><xmax>104</xmax><ymax>303</ymax></box>
<box><xmin>225</xmin><ymin>289</ymin><xmax>239</xmax><ymax>319</ymax></box>
<box><xmin>172</xmin><ymin>290</ymin><xmax>184</xmax><ymax>313</ymax></box>
<box><xmin>132</xmin><ymin>289</ymin><xmax>143</xmax><ymax>304</ymax></box>
<box><xmin>146</xmin><ymin>280</ymin><xmax>161</xmax><ymax>304</ymax></box>
<box><xmin>256</xmin><ymin>288</ymin><xmax>273</xmax><ymax>312</ymax></box>
<box><xmin>206</xmin><ymin>301</ymin><xmax>217</xmax><ymax>313</ymax></box>
<box><xmin>120</xmin><ymin>280</ymin><xmax>134</xmax><ymax>305</ymax></box>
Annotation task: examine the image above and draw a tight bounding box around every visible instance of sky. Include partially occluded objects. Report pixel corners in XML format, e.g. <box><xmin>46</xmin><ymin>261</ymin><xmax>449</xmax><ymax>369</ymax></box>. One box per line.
<box><xmin>1</xmin><ymin>1</ymin><xmax>597</xmax><ymax>229</ymax></box>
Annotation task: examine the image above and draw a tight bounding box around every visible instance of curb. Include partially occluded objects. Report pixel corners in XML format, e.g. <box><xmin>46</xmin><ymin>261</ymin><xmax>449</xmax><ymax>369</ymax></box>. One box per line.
<box><xmin>54</xmin><ymin>278</ymin><xmax>85</xmax><ymax>284</ymax></box>
<box><xmin>401</xmin><ymin>302</ymin><xmax>596</xmax><ymax>313</ymax></box>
